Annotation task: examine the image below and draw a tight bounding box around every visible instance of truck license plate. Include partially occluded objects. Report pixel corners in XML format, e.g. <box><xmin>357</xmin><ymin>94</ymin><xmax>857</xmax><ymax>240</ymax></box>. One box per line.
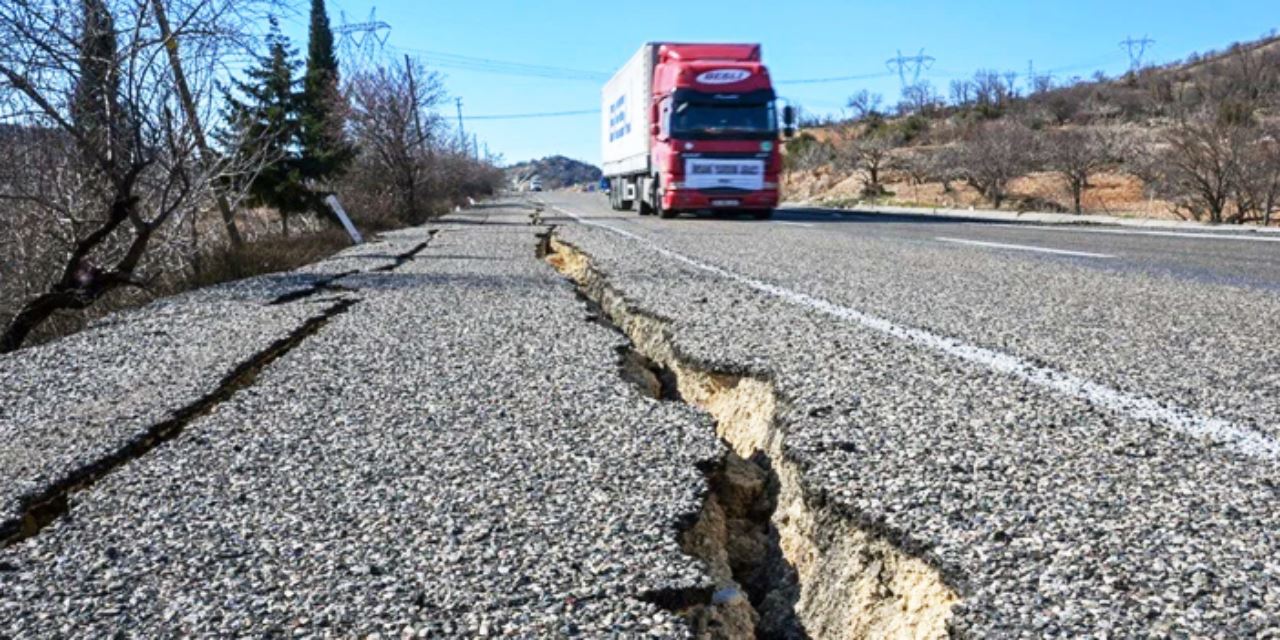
<box><xmin>711</xmin><ymin>199</ymin><xmax>740</xmax><ymax>207</ymax></box>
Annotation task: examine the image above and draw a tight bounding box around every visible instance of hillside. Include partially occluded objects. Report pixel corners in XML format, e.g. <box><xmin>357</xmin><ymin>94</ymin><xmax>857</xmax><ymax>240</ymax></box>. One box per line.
<box><xmin>506</xmin><ymin>155</ymin><xmax>602</xmax><ymax>190</ymax></box>
<box><xmin>785</xmin><ymin>31</ymin><xmax>1280</xmax><ymax>226</ymax></box>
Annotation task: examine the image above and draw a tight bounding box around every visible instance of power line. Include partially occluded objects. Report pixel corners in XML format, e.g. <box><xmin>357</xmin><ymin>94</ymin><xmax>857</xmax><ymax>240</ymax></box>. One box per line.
<box><xmin>777</xmin><ymin>71</ymin><xmax>895</xmax><ymax>85</ymax></box>
<box><xmin>467</xmin><ymin>109</ymin><xmax>600</xmax><ymax>121</ymax></box>
<box><xmin>390</xmin><ymin>45</ymin><xmax>609</xmax><ymax>82</ymax></box>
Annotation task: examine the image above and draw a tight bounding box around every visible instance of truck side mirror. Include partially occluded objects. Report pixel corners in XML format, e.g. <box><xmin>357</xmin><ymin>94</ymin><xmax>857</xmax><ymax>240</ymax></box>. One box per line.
<box><xmin>782</xmin><ymin>105</ymin><xmax>797</xmax><ymax>138</ymax></box>
<box><xmin>650</xmin><ymin>122</ymin><xmax>660</xmax><ymax>136</ymax></box>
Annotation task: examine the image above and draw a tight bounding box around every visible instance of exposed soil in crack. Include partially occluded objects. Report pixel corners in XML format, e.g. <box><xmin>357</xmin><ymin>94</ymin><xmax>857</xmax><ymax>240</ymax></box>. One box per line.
<box><xmin>540</xmin><ymin>232</ymin><xmax>960</xmax><ymax>639</ymax></box>
<box><xmin>0</xmin><ymin>298</ymin><xmax>359</xmax><ymax>547</ymax></box>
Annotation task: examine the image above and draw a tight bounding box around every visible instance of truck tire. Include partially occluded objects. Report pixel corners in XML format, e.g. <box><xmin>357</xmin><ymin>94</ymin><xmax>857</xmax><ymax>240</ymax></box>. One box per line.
<box><xmin>639</xmin><ymin>179</ymin><xmax>657</xmax><ymax>216</ymax></box>
<box><xmin>657</xmin><ymin>198</ymin><xmax>677</xmax><ymax>219</ymax></box>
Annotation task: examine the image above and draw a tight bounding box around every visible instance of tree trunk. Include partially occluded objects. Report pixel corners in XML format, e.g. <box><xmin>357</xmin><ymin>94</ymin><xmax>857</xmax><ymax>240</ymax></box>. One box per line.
<box><xmin>150</xmin><ymin>0</ymin><xmax>243</xmax><ymax>248</ymax></box>
<box><xmin>1</xmin><ymin>292</ymin><xmax>83</xmax><ymax>353</ymax></box>
<box><xmin>1072</xmin><ymin>181</ymin><xmax>1084</xmax><ymax>214</ymax></box>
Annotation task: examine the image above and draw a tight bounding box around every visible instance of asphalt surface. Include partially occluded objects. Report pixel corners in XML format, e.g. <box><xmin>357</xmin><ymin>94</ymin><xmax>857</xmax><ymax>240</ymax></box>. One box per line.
<box><xmin>542</xmin><ymin>192</ymin><xmax>1280</xmax><ymax>637</ymax></box>
<box><xmin>0</xmin><ymin>211</ymin><xmax>717</xmax><ymax>636</ymax></box>
<box><xmin>1</xmin><ymin>195</ymin><xmax>1276</xmax><ymax>637</ymax></box>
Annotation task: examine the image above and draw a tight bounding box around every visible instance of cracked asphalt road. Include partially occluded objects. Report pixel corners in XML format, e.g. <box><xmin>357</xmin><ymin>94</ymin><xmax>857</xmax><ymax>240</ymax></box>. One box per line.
<box><xmin>541</xmin><ymin>192</ymin><xmax>1280</xmax><ymax>636</ymax></box>
<box><xmin>1</xmin><ymin>211</ymin><xmax>716</xmax><ymax>636</ymax></box>
<box><xmin>1</xmin><ymin>195</ymin><xmax>1277</xmax><ymax>637</ymax></box>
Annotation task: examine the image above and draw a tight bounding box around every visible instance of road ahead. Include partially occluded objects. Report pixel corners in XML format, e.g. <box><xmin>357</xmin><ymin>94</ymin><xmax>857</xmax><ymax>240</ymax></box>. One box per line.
<box><xmin>553</xmin><ymin>191</ymin><xmax>1280</xmax><ymax>441</ymax></box>
<box><xmin>1</xmin><ymin>195</ymin><xmax>1276</xmax><ymax>638</ymax></box>
<box><xmin>542</xmin><ymin>191</ymin><xmax>1280</xmax><ymax>636</ymax></box>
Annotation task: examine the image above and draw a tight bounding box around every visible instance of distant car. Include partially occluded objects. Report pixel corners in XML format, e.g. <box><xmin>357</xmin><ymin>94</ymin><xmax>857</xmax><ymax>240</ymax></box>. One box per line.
<box><xmin>599</xmin><ymin>177</ymin><xmax>610</xmax><ymax>194</ymax></box>
<box><xmin>529</xmin><ymin>177</ymin><xmax>543</xmax><ymax>192</ymax></box>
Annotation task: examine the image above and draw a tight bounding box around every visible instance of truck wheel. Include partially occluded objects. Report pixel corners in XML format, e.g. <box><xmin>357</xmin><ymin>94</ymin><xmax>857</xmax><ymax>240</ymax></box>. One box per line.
<box><xmin>752</xmin><ymin>209</ymin><xmax>774</xmax><ymax>220</ymax></box>
<box><xmin>639</xmin><ymin>180</ymin><xmax>658</xmax><ymax>216</ymax></box>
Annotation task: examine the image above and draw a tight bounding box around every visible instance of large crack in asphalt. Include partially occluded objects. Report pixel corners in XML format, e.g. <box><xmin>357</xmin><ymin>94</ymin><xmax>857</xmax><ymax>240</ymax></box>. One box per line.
<box><xmin>270</xmin><ymin>230</ymin><xmax>440</xmax><ymax>305</ymax></box>
<box><xmin>0</xmin><ymin>298</ymin><xmax>358</xmax><ymax>547</ymax></box>
<box><xmin>540</xmin><ymin>229</ymin><xmax>961</xmax><ymax>639</ymax></box>
<box><xmin>371</xmin><ymin>230</ymin><xmax>439</xmax><ymax>273</ymax></box>
<box><xmin>3</xmin><ymin>228</ymin><xmax>447</xmax><ymax>547</ymax></box>
<box><xmin>269</xmin><ymin>271</ymin><xmax>359</xmax><ymax>305</ymax></box>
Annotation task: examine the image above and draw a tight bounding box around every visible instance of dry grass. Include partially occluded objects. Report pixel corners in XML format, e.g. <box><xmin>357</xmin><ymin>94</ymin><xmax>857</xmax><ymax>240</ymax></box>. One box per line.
<box><xmin>187</xmin><ymin>228</ymin><xmax>353</xmax><ymax>290</ymax></box>
<box><xmin>11</xmin><ymin>227</ymin><xmax>354</xmax><ymax>351</ymax></box>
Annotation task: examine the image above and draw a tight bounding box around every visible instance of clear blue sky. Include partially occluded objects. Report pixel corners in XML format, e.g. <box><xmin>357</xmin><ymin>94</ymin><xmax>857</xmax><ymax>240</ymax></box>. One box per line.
<box><xmin>290</xmin><ymin>1</ymin><xmax>1276</xmax><ymax>166</ymax></box>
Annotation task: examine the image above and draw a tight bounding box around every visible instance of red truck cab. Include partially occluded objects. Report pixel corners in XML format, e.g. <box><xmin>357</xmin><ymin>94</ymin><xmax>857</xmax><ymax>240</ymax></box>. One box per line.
<box><xmin>652</xmin><ymin>44</ymin><xmax>787</xmax><ymax>217</ymax></box>
<box><xmin>602</xmin><ymin>42</ymin><xmax>795</xmax><ymax>219</ymax></box>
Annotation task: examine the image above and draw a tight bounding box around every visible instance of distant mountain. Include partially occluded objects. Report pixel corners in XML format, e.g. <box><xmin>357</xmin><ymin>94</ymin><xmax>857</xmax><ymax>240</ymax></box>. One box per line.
<box><xmin>506</xmin><ymin>155</ymin><xmax>602</xmax><ymax>190</ymax></box>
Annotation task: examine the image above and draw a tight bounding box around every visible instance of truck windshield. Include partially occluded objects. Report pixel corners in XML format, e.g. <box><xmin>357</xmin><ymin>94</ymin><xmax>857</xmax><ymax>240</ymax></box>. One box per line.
<box><xmin>670</xmin><ymin>102</ymin><xmax>776</xmax><ymax>139</ymax></box>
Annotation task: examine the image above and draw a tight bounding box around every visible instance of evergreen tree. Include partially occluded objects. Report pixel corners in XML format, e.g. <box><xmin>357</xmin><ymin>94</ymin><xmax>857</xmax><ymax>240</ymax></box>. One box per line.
<box><xmin>300</xmin><ymin>0</ymin><xmax>354</xmax><ymax>183</ymax></box>
<box><xmin>223</xmin><ymin>19</ymin><xmax>314</xmax><ymax>235</ymax></box>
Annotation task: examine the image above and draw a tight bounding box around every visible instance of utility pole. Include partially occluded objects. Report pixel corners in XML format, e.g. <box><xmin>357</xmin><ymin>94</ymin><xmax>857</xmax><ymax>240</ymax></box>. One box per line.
<box><xmin>1120</xmin><ymin>35</ymin><xmax>1156</xmax><ymax>71</ymax></box>
<box><xmin>455</xmin><ymin>98</ymin><xmax>466</xmax><ymax>148</ymax></box>
<box><xmin>472</xmin><ymin>133</ymin><xmax>479</xmax><ymax>160</ymax></box>
<box><xmin>150</xmin><ymin>0</ymin><xmax>243</xmax><ymax>248</ymax></box>
<box><xmin>404</xmin><ymin>54</ymin><xmax>424</xmax><ymax>147</ymax></box>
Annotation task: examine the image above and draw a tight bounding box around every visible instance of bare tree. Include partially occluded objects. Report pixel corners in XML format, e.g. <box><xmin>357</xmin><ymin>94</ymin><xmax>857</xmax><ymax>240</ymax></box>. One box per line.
<box><xmin>899</xmin><ymin>81</ymin><xmax>942</xmax><ymax>116</ymax></box>
<box><xmin>342</xmin><ymin>58</ymin><xmax>501</xmax><ymax>226</ymax></box>
<box><xmin>846</xmin><ymin>89</ymin><xmax>884</xmax><ymax>121</ymax></box>
<box><xmin>1029</xmin><ymin>73</ymin><xmax>1055</xmax><ymax>96</ymax></box>
<box><xmin>1139</xmin><ymin>115</ymin><xmax>1239</xmax><ymax>223</ymax></box>
<box><xmin>899</xmin><ymin>149</ymin><xmax>934</xmax><ymax>186</ymax></box>
<box><xmin>1043</xmin><ymin>128</ymin><xmax>1124</xmax><ymax>214</ymax></box>
<box><xmin>955</xmin><ymin>121</ymin><xmax>1039</xmax><ymax>208</ymax></box>
<box><xmin>838</xmin><ymin>129</ymin><xmax>901</xmax><ymax>196</ymax></box>
<box><xmin>971</xmin><ymin>70</ymin><xmax>1012</xmax><ymax>117</ymax></box>
<box><xmin>1229</xmin><ymin>125</ymin><xmax>1280</xmax><ymax>226</ymax></box>
<box><xmin>949</xmin><ymin>79</ymin><xmax>973</xmax><ymax>107</ymax></box>
<box><xmin>345</xmin><ymin>59</ymin><xmax>448</xmax><ymax>224</ymax></box>
<box><xmin>0</xmin><ymin>0</ymin><xmax>273</xmax><ymax>351</ymax></box>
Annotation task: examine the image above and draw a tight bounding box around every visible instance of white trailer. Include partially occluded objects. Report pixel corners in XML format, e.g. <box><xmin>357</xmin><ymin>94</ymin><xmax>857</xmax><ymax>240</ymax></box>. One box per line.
<box><xmin>600</xmin><ymin>44</ymin><xmax>656</xmax><ymax>209</ymax></box>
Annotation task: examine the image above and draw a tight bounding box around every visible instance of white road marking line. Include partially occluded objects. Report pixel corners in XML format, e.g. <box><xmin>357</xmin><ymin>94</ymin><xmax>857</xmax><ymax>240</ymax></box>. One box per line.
<box><xmin>986</xmin><ymin>223</ymin><xmax>1280</xmax><ymax>243</ymax></box>
<box><xmin>554</xmin><ymin>205</ymin><xmax>1280</xmax><ymax>462</ymax></box>
<box><xmin>775</xmin><ymin>221</ymin><xmax>816</xmax><ymax>228</ymax></box>
<box><xmin>936</xmin><ymin>237</ymin><xmax>1116</xmax><ymax>259</ymax></box>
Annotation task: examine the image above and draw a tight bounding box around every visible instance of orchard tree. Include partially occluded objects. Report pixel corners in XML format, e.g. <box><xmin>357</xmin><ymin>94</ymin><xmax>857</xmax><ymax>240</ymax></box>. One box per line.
<box><xmin>1043</xmin><ymin>128</ymin><xmax>1123</xmax><ymax>214</ymax></box>
<box><xmin>840</xmin><ymin>128</ymin><xmax>903</xmax><ymax>196</ymax></box>
<box><xmin>956</xmin><ymin>121</ymin><xmax>1040</xmax><ymax>208</ymax></box>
